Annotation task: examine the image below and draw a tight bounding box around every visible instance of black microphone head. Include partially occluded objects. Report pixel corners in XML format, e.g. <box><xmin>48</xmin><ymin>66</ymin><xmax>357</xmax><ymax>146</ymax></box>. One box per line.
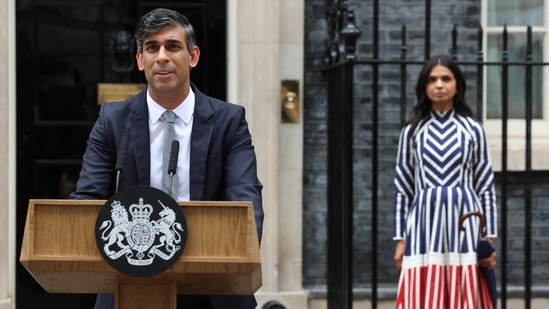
<box><xmin>115</xmin><ymin>134</ymin><xmax>130</xmax><ymax>172</ymax></box>
<box><xmin>168</xmin><ymin>140</ymin><xmax>180</xmax><ymax>175</ymax></box>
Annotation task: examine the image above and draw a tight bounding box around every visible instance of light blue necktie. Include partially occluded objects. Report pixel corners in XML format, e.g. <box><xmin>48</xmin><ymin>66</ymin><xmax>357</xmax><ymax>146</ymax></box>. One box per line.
<box><xmin>162</xmin><ymin>110</ymin><xmax>178</xmax><ymax>199</ymax></box>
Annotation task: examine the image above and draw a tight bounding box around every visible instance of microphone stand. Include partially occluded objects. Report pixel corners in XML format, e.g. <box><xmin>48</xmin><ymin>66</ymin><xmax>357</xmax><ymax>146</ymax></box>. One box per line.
<box><xmin>168</xmin><ymin>140</ymin><xmax>180</xmax><ymax>198</ymax></box>
<box><xmin>115</xmin><ymin>133</ymin><xmax>130</xmax><ymax>193</ymax></box>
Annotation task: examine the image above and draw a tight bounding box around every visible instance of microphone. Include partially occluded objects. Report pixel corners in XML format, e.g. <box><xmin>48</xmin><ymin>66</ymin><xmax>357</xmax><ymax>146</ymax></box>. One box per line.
<box><xmin>114</xmin><ymin>133</ymin><xmax>130</xmax><ymax>193</ymax></box>
<box><xmin>168</xmin><ymin>140</ymin><xmax>179</xmax><ymax>197</ymax></box>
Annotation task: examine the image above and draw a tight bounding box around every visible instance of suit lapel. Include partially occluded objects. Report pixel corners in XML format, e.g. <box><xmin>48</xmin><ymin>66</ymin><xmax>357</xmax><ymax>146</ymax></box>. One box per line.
<box><xmin>128</xmin><ymin>90</ymin><xmax>151</xmax><ymax>185</ymax></box>
<box><xmin>189</xmin><ymin>85</ymin><xmax>214</xmax><ymax>200</ymax></box>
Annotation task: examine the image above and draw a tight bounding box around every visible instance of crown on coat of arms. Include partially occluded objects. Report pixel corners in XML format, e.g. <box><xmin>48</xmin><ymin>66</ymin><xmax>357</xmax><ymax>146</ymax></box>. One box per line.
<box><xmin>110</xmin><ymin>200</ymin><xmax>123</xmax><ymax>211</ymax></box>
<box><xmin>129</xmin><ymin>198</ymin><xmax>153</xmax><ymax>220</ymax></box>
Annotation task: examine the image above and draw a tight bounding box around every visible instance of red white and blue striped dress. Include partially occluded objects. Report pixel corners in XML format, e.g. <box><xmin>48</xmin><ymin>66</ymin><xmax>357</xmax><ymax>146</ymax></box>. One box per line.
<box><xmin>393</xmin><ymin>110</ymin><xmax>497</xmax><ymax>309</ymax></box>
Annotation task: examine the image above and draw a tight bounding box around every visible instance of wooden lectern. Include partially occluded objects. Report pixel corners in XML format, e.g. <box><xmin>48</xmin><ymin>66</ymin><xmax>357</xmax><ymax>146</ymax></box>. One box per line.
<box><xmin>20</xmin><ymin>199</ymin><xmax>262</xmax><ymax>309</ymax></box>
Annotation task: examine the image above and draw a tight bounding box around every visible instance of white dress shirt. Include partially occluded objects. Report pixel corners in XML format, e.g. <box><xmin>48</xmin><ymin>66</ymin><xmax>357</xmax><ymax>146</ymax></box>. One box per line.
<box><xmin>147</xmin><ymin>89</ymin><xmax>194</xmax><ymax>201</ymax></box>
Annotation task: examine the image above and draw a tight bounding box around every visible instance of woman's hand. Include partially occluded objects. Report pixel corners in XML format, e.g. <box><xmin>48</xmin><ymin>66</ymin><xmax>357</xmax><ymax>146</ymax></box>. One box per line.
<box><xmin>394</xmin><ymin>240</ymin><xmax>405</xmax><ymax>270</ymax></box>
<box><xmin>478</xmin><ymin>238</ymin><xmax>497</xmax><ymax>270</ymax></box>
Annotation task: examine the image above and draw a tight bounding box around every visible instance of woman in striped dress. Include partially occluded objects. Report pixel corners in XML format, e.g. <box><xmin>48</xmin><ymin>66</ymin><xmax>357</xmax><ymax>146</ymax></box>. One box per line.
<box><xmin>393</xmin><ymin>55</ymin><xmax>498</xmax><ymax>309</ymax></box>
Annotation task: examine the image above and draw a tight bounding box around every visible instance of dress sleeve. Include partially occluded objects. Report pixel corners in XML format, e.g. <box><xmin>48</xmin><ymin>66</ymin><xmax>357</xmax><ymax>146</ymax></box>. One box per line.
<box><xmin>471</xmin><ymin>121</ymin><xmax>498</xmax><ymax>238</ymax></box>
<box><xmin>393</xmin><ymin>125</ymin><xmax>415</xmax><ymax>240</ymax></box>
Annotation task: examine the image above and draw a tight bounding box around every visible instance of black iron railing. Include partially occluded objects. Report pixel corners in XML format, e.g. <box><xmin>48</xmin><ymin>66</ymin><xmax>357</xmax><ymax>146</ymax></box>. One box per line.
<box><xmin>322</xmin><ymin>1</ymin><xmax>548</xmax><ymax>308</ymax></box>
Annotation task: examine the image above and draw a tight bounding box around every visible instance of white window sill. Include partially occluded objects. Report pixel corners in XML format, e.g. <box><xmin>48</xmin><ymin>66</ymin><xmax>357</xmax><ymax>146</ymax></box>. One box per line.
<box><xmin>490</xmin><ymin>142</ymin><xmax>549</xmax><ymax>171</ymax></box>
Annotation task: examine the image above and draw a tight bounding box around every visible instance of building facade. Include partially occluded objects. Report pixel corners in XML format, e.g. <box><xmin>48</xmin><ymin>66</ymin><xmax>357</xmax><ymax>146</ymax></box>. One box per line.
<box><xmin>0</xmin><ymin>0</ymin><xmax>548</xmax><ymax>308</ymax></box>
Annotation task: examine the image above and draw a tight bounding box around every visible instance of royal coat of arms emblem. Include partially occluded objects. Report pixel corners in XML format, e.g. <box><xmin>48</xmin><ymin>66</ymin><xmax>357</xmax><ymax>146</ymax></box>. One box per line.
<box><xmin>95</xmin><ymin>186</ymin><xmax>187</xmax><ymax>277</ymax></box>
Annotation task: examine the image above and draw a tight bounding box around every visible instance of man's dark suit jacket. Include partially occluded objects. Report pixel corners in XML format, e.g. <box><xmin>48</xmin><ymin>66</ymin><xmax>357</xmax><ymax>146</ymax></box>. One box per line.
<box><xmin>69</xmin><ymin>84</ymin><xmax>264</xmax><ymax>309</ymax></box>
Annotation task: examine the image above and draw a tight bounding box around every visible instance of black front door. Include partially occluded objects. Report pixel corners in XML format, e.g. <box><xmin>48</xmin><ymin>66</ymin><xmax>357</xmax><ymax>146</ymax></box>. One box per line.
<box><xmin>15</xmin><ymin>1</ymin><xmax>226</xmax><ymax>308</ymax></box>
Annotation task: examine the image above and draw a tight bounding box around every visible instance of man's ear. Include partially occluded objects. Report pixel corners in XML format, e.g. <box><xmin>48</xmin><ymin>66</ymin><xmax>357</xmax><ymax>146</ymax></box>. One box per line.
<box><xmin>136</xmin><ymin>51</ymin><xmax>144</xmax><ymax>71</ymax></box>
<box><xmin>189</xmin><ymin>46</ymin><xmax>200</xmax><ymax>69</ymax></box>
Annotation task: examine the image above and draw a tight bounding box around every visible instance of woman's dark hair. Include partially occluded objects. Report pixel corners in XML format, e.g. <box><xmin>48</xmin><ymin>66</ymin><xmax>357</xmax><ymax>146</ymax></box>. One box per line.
<box><xmin>408</xmin><ymin>54</ymin><xmax>473</xmax><ymax>129</ymax></box>
<box><xmin>134</xmin><ymin>8</ymin><xmax>196</xmax><ymax>53</ymax></box>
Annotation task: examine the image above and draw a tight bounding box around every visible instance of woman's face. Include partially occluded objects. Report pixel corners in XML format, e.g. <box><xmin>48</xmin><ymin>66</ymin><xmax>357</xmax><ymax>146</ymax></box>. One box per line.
<box><xmin>425</xmin><ymin>64</ymin><xmax>457</xmax><ymax>111</ymax></box>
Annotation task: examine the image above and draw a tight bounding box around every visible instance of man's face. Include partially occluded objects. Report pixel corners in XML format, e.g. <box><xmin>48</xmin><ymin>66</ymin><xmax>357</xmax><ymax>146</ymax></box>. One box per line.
<box><xmin>136</xmin><ymin>24</ymin><xmax>200</xmax><ymax>106</ymax></box>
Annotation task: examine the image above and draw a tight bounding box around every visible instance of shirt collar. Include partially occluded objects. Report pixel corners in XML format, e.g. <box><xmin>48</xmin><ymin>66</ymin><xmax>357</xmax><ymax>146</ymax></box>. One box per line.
<box><xmin>147</xmin><ymin>88</ymin><xmax>195</xmax><ymax>124</ymax></box>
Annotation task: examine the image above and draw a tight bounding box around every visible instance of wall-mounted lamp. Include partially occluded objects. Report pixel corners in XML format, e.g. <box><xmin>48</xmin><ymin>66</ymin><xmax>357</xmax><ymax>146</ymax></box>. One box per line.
<box><xmin>281</xmin><ymin>80</ymin><xmax>299</xmax><ymax>123</ymax></box>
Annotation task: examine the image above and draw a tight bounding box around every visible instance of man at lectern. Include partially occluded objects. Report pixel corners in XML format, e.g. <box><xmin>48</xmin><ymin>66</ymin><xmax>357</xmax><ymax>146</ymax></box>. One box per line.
<box><xmin>69</xmin><ymin>7</ymin><xmax>264</xmax><ymax>309</ymax></box>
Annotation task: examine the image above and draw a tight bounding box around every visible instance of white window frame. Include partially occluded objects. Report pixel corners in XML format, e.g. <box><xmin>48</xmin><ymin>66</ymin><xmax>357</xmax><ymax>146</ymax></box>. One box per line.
<box><xmin>482</xmin><ymin>0</ymin><xmax>549</xmax><ymax>171</ymax></box>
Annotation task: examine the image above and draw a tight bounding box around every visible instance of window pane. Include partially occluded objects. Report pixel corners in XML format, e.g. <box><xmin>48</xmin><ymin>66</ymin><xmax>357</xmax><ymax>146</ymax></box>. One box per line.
<box><xmin>488</xmin><ymin>0</ymin><xmax>543</xmax><ymax>26</ymax></box>
<box><xmin>487</xmin><ymin>33</ymin><xmax>543</xmax><ymax>119</ymax></box>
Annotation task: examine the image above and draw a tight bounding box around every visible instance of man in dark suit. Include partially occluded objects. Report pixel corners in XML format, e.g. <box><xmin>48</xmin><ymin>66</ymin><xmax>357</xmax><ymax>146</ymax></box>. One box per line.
<box><xmin>69</xmin><ymin>7</ymin><xmax>263</xmax><ymax>309</ymax></box>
